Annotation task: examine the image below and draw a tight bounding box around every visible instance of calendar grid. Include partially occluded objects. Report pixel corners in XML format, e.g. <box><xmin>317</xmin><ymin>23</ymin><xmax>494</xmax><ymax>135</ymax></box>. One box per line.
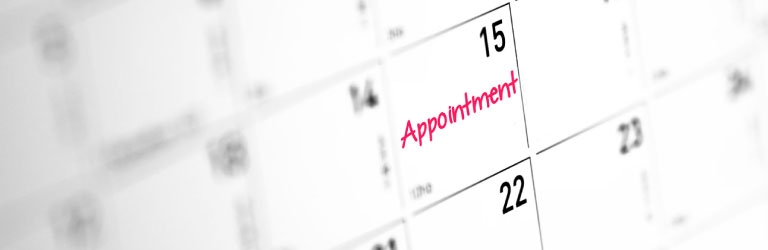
<box><xmin>322</xmin><ymin>3</ymin><xmax>540</xmax><ymax>248</ymax></box>
<box><xmin>525</xmin><ymin>157</ymin><xmax>546</xmax><ymax>250</ymax></box>
<box><xmin>412</xmin><ymin>157</ymin><xmax>532</xmax><ymax>217</ymax></box>
<box><xmin>327</xmin><ymin>218</ymin><xmax>406</xmax><ymax>250</ymax></box>
<box><xmin>535</xmin><ymin>102</ymin><xmax>643</xmax><ymax>155</ymax></box>
<box><xmin>507</xmin><ymin>3</ymin><xmax>531</xmax><ymax>149</ymax></box>
<box><xmin>0</xmin><ymin>0</ymin><xmax>766</xmax><ymax>249</ymax></box>
<box><xmin>390</xmin><ymin>3</ymin><xmax>510</xmax><ymax>57</ymax></box>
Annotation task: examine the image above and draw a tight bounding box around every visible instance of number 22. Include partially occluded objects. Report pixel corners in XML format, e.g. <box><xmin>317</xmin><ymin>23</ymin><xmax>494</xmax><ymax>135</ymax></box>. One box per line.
<box><xmin>500</xmin><ymin>175</ymin><xmax>527</xmax><ymax>214</ymax></box>
<box><xmin>618</xmin><ymin>117</ymin><xmax>643</xmax><ymax>154</ymax></box>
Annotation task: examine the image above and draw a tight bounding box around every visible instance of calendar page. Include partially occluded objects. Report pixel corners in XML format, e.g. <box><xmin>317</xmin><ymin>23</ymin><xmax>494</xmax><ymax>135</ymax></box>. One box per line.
<box><xmin>1</xmin><ymin>0</ymin><xmax>768</xmax><ymax>250</ymax></box>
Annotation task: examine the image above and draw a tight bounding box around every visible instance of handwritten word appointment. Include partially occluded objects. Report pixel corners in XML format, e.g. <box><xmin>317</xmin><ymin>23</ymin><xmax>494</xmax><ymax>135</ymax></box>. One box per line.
<box><xmin>400</xmin><ymin>70</ymin><xmax>519</xmax><ymax>149</ymax></box>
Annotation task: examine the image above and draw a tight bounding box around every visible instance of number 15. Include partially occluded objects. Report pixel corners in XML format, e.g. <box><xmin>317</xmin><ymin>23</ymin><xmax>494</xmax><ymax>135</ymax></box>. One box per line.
<box><xmin>480</xmin><ymin>19</ymin><xmax>506</xmax><ymax>57</ymax></box>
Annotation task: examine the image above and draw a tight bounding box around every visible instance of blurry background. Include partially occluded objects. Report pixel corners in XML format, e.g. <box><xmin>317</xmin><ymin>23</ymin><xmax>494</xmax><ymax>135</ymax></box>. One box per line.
<box><xmin>1</xmin><ymin>0</ymin><xmax>768</xmax><ymax>249</ymax></box>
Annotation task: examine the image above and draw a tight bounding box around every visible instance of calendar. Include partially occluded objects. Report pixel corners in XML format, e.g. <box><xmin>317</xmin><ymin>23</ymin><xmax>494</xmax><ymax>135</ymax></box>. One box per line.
<box><xmin>1</xmin><ymin>0</ymin><xmax>768</xmax><ymax>249</ymax></box>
